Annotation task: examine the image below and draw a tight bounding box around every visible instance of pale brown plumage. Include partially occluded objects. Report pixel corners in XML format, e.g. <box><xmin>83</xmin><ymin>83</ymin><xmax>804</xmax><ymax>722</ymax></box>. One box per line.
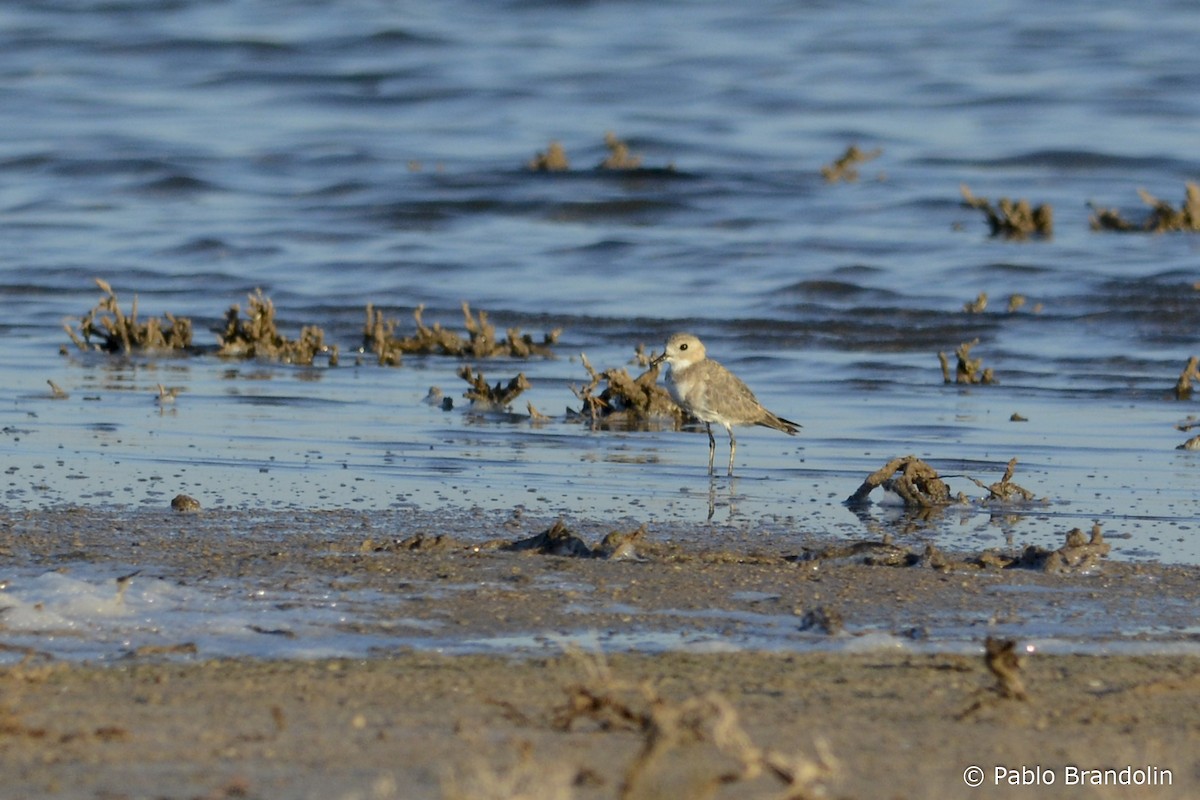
<box><xmin>652</xmin><ymin>332</ymin><xmax>800</xmax><ymax>475</ymax></box>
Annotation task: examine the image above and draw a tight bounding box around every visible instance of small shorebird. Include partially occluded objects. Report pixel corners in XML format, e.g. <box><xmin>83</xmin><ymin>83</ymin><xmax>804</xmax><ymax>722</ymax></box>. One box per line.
<box><xmin>652</xmin><ymin>332</ymin><xmax>800</xmax><ymax>476</ymax></box>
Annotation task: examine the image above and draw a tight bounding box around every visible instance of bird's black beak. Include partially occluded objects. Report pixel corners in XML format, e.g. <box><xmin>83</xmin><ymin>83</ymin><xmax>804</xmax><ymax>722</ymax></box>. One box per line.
<box><xmin>650</xmin><ymin>351</ymin><xmax>666</xmax><ymax>367</ymax></box>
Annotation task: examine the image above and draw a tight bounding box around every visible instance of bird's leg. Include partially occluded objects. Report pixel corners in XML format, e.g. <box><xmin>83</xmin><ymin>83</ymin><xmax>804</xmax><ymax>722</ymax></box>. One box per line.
<box><xmin>727</xmin><ymin>426</ymin><xmax>737</xmax><ymax>476</ymax></box>
<box><xmin>706</xmin><ymin>422</ymin><xmax>716</xmax><ymax>475</ymax></box>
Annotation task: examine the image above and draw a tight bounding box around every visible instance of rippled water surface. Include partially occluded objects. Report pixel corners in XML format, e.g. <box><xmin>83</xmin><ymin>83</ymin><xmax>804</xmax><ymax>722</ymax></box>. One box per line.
<box><xmin>3</xmin><ymin>0</ymin><xmax>1200</xmax><ymax>571</ymax></box>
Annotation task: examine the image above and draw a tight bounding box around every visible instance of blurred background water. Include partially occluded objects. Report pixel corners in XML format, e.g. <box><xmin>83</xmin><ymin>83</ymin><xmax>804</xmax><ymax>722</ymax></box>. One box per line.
<box><xmin>2</xmin><ymin>0</ymin><xmax>1200</xmax><ymax>565</ymax></box>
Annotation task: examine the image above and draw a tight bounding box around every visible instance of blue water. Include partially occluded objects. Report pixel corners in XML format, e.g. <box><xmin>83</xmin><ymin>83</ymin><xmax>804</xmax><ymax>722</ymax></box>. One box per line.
<box><xmin>2</xmin><ymin>0</ymin><xmax>1200</xmax><ymax>572</ymax></box>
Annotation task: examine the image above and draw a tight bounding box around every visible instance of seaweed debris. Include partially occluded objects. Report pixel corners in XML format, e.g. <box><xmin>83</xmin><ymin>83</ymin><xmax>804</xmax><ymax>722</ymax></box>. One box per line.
<box><xmin>846</xmin><ymin>456</ymin><xmax>1037</xmax><ymax>510</ymax></box>
<box><xmin>217</xmin><ymin>289</ymin><xmax>337</xmax><ymax>366</ymax></box>
<box><xmin>363</xmin><ymin>302</ymin><xmax>560</xmax><ymax>365</ymax></box>
<box><xmin>64</xmin><ymin>278</ymin><xmax>193</xmax><ymax>354</ymax></box>
<box><xmin>596</xmin><ymin>131</ymin><xmax>643</xmax><ymax>170</ymax></box>
<box><xmin>938</xmin><ymin>338</ymin><xmax>995</xmax><ymax>384</ymax></box>
<box><xmin>969</xmin><ymin>457</ymin><xmax>1036</xmax><ymax>503</ymax></box>
<box><xmin>844</xmin><ymin>456</ymin><xmax>955</xmax><ymax>509</ymax></box>
<box><xmin>458</xmin><ymin>366</ymin><xmax>531</xmax><ymax>411</ymax></box>
<box><xmin>801</xmin><ymin>525</ymin><xmax>1110</xmax><ymax>575</ymax></box>
<box><xmin>551</xmin><ymin>652</ymin><xmax>837</xmax><ymax>800</ymax></box>
<box><xmin>1089</xmin><ymin>182</ymin><xmax>1200</xmax><ymax>233</ymax></box>
<box><xmin>960</xmin><ymin>185</ymin><xmax>1053</xmax><ymax>239</ymax></box>
<box><xmin>527</xmin><ymin>140</ymin><xmax>570</xmax><ymax>172</ymax></box>
<box><xmin>570</xmin><ymin>350</ymin><xmax>681</xmax><ymax>430</ymax></box>
<box><xmin>958</xmin><ymin>637</ymin><xmax>1030</xmax><ymax>718</ymax></box>
<box><xmin>1007</xmin><ymin>524</ymin><xmax>1111</xmax><ymax>573</ymax></box>
<box><xmin>502</xmin><ymin>521</ymin><xmax>647</xmax><ymax>560</ymax></box>
<box><xmin>821</xmin><ymin>145</ymin><xmax>882</xmax><ymax>183</ymax></box>
<box><xmin>1173</xmin><ymin>356</ymin><xmax>1200</xmax><ymax>400</ymax></box>
<box><xmin>962</xmin><ymin>292</ymin><xmax>988</xmax><ymax>314</ymax></box>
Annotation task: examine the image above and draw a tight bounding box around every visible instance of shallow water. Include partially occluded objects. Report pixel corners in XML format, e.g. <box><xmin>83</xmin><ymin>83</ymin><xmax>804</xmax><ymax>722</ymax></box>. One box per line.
<box><xmin>2</xmin><ymin>0</ymin><xmax>1199</xmax><ymax>658</ymax></box>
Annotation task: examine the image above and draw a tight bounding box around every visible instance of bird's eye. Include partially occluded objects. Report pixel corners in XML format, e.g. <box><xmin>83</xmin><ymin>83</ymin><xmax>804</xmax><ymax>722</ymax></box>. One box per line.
<box><xmin>679</xmin><ymin>343</ymin><xmax>688</xmax><ymax>351</ymax></box>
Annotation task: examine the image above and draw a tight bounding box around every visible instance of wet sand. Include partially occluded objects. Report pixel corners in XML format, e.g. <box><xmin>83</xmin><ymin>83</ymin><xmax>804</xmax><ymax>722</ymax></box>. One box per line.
<box><xmin>2</xmin><ymin>509</ymin><xmax>1199</xmax><ymax>798</ymax></box>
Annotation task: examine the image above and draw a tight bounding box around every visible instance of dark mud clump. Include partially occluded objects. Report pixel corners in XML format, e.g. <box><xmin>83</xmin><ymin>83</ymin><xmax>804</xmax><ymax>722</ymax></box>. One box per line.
<box><xmin>938</xmin><ymin>338</ymin><xmax>995</xmax><ymax>384</ymax></box>
<box><xmin>570</xmin><ymin>349</ymin><xmax>682</xmax><ymax>430</ymax></box>
<box><xmin>960</xmin><ymin>185</ymin><xmax>1053</xmax><ymax>239</ymax></box>
<box><xmin>362</xmin><ymin>302</ymin><xmax>560</xmax><ymax>365</ymax></box>
<box><xmin>502</xmin><ymin>520</ymin><xmax>647</xmax><ymax>560</ymax></box>
<box><xmin>64</xmin><ymin>278</ymin><xmax>193</xmax><ymax>354</ymax></box>
<box><xmin>457</xmin><ymin>366</ymin><xmax>531</xmax><ymax>412</ymax></box>
<box><xmin>217</xmin><ymin>289</ymin><xmax>337</xmax><ymax>366</ymax></box>
<box><xmin>1089</xmin><ymin>181</ymin><xmax>1200</xmax><ymax>233</ymax></box>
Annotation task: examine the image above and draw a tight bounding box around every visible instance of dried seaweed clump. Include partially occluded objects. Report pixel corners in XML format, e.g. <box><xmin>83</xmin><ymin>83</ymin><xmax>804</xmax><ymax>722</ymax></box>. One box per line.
<box><xmin>458</xmin><ymin>365</ymin><xmax>530</xmax><ymax>411</ymax></box>
<box><xmin>217</xmin><ymin>289</ymin><xmax>337</xmax><ymax>365</ymax></box>
<box><xmin>960</xmin><ymin>184</ymin><xmax>1053</xmax><ymax>239</ymax></box>
<box><xmin>553</xmin><ymin>653</ymin><xmax>837</xmax><ymax>800</ymax></box>
<box><xmin>570</xmin><ymin>349</ymin><xmax>682</xmax><ymax>430</ymax></box>
<box><xmin>938</xmin><ymin>339</ymin><xmax>995</xmax><ymax>384</ymax></box>
<box><xmin>527</xmin><ymin>140</ymin><xmax>569</xmax><ymax>172</ymax></box>
<box><xmin>1090</xmin><ymin>182</ymin><xmax>1200</xmax><ymax>233</ymax></box>
<box><xmin>597</xmin><ymin>131</ymin><xmax>643</xmax><ymax>170</ymax></box>
<box><xmin>1173</xmin><ymin>356</ymin><xmax>1200</xmax><ymax>400</ymax></box>
<box><xmin>969</xmin><ymin>457</ymin><xmax>1036</xmax><ymax>503</ymax></box>
<box><xmin>1013</xmin><ymin>524</ymin><xmax>1110</xmax><ymax>574</ymax></box>
<box><xmin>363</xmin><ymin>302</ymin><xmax>559</xmax><ymax>365</ymax></box>
<box><xmin>821</xmin><ymin>144</ymin><xmax>882</xmax><ymax>183</ymax></box>
<box><xmin>64</xmin><ymin>278</ymin><xmax>193</xmax><ymax>354</ymax></box>
<box><xmin>844</xmin><ymin>455</ymin><xmax>954</xmax><ymax>509</ymax></box>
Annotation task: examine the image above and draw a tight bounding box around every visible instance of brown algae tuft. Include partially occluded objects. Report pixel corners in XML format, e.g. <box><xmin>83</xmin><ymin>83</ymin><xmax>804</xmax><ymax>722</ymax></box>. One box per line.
<box><xmin>217</xmin><ymin>289</ymin><xmax>337</xmax><ymax>366</ymax></box>
<box><xmin>458</xmin><ymin>365</ymin><xmax>531</xmax><ymax>411</ymax></box>
<box><xmin>363</xmin><ymin>302</ymin><xmax>560</xmax><ymax>365</ymax></box>
<box><xmin>527</xmin><ymin>140</ymin><xmax>570</xmax><ymax>172</ymax></box>
<box><xmin>960</xmin><ymin>184</ymin><xmax>1053</xmax><ymax>239</ymax></box>
<box><xmin>821</xmin><ymin>144</ymin><xmax>882</xmax><ymax>183</ymax></box>
<box><xmin>938</xmin><ymin>338</ymin><xmax>995</xmax><ymax>384</ymax></box>
<box><xmin>570</xmin><ymin>347</ymin><xmax>681</xmax><ymax>430</ymax></box>
<box><xmin>596</xmin><ymin>131</ymin><xmax>643</xmax><ymax>170</ymax></box>
<box><xmin>550</xmin><ymin>652</ymin><xmax>837</xmax><ymax>799</ymax></box>
<box><xmin>969</xmin><ymin>457</ymin><xmax>1036</xmax><ymax>503</ymax></box>
<box><xmin>844</xmin><ymin>456</ymin><xmax>955</xmax><ymax>509</ymax></box>
<box><xmin>64</xmin><ymin>278</ymin><xmax>193</xmax><ymax>354</ymax></box>
<box><xmin>1172</xmin><ymin>356</ymin><xmax>1200</xmax><ymax>400</ymax></box>
<box><xmin>1089</xmin><ymin>181</ymin><xmax>1200</xmax><ymax>233</ymax></box>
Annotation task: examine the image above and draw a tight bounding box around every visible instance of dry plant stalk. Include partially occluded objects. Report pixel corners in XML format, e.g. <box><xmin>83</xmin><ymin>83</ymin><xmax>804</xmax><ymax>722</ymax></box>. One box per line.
<box><xmin>64</xmin><ymin>278</ymin><xmax>193</xmax><ymax>353</ymax></box>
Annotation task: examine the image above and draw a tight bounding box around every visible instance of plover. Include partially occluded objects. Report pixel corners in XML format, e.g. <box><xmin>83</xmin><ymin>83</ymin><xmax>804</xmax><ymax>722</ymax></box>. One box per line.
<box><xmin>652</xmin><ymin>332</ymin><xmax>800</xmax><ymax>476</ymax></box>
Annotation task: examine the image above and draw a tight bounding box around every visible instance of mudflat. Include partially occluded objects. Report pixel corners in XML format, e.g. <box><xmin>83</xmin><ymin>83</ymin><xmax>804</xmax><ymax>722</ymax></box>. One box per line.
<box><xmin>1</xmin><ymin>509</ymin><xmax>1199</xmax><ymax>798</ymax></box>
